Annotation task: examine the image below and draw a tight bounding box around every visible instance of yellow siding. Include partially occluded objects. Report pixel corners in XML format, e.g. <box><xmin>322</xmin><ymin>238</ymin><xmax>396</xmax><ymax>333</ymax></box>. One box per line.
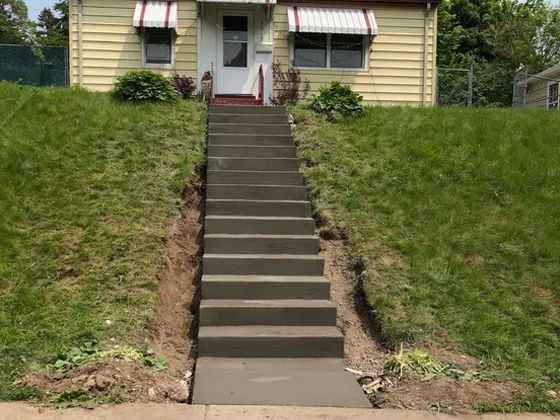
<box><xmin>69</xmin><ymin>0</ymin><xmax>197</xmax><ymax>91</ymax></box>
<box><xmin>273</xmin><ymin>3</ymin><xmax>437</xmax><ymax>106</ymax></box>
<box><xmin>526</xmin><ymin>70</ymin><xmax>560</xmax><ymax>108</ymax></box>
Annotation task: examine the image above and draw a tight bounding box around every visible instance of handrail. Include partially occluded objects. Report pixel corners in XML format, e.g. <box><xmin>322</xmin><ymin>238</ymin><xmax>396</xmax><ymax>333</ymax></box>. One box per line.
<box><xmin>257</xmin><ymin>64</ymin><xmax>264</xmax><ymax>105</ymax></box>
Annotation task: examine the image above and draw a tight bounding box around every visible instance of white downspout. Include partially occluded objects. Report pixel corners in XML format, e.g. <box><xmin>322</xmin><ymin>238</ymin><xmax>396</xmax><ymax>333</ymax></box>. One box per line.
<box><xmin>78</xmin><ymin>0</ymin><xmax>84</xmax><ymax>86</ymax></box>
<box><xmin>422</xmin><ymin>3</ymin><xmax>431</xmax><ymax>107</ymax></box>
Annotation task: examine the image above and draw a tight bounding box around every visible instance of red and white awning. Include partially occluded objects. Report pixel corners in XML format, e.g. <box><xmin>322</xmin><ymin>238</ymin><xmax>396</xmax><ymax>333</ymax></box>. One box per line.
<box><xmin>198</xmin><ymin>0</ymin><xmax>276</xmax><ymax>3</ymax></box>
<box><xmin>287</xmin><ymin>7</ymin><xmax>378</xmax><ymax>35</ymax></box>
<box><xmin>133</xmin><ymin>1</ymin><xmax>178</xmax><ymax>30</ymax></box>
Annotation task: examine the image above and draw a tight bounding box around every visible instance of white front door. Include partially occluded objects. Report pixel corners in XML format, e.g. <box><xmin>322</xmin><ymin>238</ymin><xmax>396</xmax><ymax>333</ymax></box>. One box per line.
<box><xmin>216</xmin><ymin>12</ymin><xmax>254</xmax><ymax>95</ymax></box>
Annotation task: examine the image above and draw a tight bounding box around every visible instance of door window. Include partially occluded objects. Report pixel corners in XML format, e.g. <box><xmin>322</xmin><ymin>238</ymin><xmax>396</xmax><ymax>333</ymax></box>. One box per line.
<box><xmin>223</xmin><ymin>15</ymin><xmax>248</xmax><ymax>68</ymax></box>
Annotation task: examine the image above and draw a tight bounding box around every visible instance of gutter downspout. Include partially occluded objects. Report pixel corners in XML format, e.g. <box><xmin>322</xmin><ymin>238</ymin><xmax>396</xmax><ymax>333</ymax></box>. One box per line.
<box><xmin>422</xmin><ymin>2</ymin><xmax>431</xmax><ymax>107</ymax></box>
<box><xmin>78</xmin><ymin>0</ymin><xmax>84</xmax><ymax>86</ymax></box>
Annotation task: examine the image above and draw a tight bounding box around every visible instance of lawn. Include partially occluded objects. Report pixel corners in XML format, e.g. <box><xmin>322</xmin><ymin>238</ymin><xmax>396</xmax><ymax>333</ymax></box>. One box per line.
<box><xmin>0</xmin><ymin>82</ymin><xmax>205</xmax><ymax>400</ymax></box>
<box><xmin>291</xmin><ymin>106</ymin><xmax>560</xmax><ymax>411</ymax></box>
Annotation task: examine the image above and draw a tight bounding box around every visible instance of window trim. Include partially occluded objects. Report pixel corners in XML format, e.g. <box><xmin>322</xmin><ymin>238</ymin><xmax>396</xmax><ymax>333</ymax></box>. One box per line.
<box><xmin>142</xmin><ymin>28</ymin><xmax>175</xmax><ymax>69</ymax></box>
<box><xmin>547</xmin><ymin>81</ymin><xmax>559</xmax><ymax>109</ymax></box>
<box><xmin>290</xmin><ymin>33</ymin><xmax>370</xmax><ymax>72</ymax></box>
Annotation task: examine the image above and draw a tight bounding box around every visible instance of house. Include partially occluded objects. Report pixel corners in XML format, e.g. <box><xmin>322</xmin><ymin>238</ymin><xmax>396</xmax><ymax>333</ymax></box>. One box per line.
<box><xmin>69</xmin><ymin>0</ymin><xmax>439</xmax><ymax>105</ymax></box>
<box><xmin>520</xmin><ymin>64</ymin><xmax>560</xmax><ymax>109</ymax></box>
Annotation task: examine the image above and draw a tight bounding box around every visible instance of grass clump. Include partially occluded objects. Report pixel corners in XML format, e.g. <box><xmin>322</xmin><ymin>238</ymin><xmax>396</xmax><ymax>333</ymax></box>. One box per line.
<box><xmin>0</xmin><ymin>81</ymin><xmax>205</xmax><ymax>399</ymax></box>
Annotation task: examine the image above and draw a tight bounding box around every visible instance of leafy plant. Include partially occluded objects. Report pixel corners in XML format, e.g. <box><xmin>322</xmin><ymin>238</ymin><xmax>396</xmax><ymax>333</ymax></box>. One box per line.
<box><xmin>310</xmin><ymin>81</ymin><xmax>364</xmax><ymax>119</ymax></box>
<box><xmin>113</xmin><ymin>70</ymin><xmax>178</xmax><ymax>103</ymax></box>
<box><xmin>269</xmin><ymin>61</ymin><xmax>310</xmax><ymax>106</ymax></box>
<box><xmin>50</xmin><ymin>388</ymin><xmax>123</xmax><ymax>409</ymax></box>
<box><xmin>170</xmin><ymin>74</ymin><xmax>196</xmax><ymax>100</ymax></box>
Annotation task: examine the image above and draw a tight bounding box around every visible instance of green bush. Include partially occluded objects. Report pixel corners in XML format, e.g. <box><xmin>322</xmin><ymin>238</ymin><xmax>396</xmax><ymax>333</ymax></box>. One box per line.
<box><xmin>310</xmin><ymin>81</ymin><xmax>364</xmax><ymax>118</ymax></box>
<box><xmin>113</xmin><ymin>70</ymin><xmax>178</xmax><ymax>103</ymax></box>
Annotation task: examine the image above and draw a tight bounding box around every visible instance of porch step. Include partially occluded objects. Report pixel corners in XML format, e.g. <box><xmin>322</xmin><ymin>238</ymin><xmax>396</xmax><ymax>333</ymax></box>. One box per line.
<box><xmin>204</xmin><ymin>234</ymin><xmax>318</xmax><ymax>255</ymax></box>
<box><xmin>208</xmin><ymin>145</ymin><xmax>297</xmax><ymax>158</ymax></box>
<box><xmin>204</xmin><ymin>216</ymin><xmax>315</xmax><ymax>235</ymax></box>
<box><xmin>206</xmin><ymin>199</ymin><xmax>311</xmax><ymax>217</ymax></box>
<box><xmin>209</xmin><ymin>123</ymin><xmax>291</xmax><ymax>135</ymax></box>
<box><xmin>201</xmin><ymin>275</ymin><xmax>330</xmax><ymax>300</ymax></box>
<box><xmin>207</xmin><ymin>170</ymin><xmax>303</xmax><ymax>185</ymax></box>
<box><xmin>207</xmin><ymin>184</ymin><xmax>307</xmax><ymax>200</ymax></box>
<box><xmin>197</xmin><ymin>326</ymin><xmax>343</xmax><ymax>358</ymax></box>
<box><xmin>209</xmin><ymin>134</ymin><xmax>294</xmax><ymax>146</ymax></box>
<box><xmin>203</xmin><ymin>253</ymin><xmax>324</xmax><ymax>276</ymax></box>
<box><xmin>208</xmin><ymin>157</ymin><xmax>300</xmax><ymax>171</ymax></box>
<box><xmin>209</xmin><ymin>104</ymin><xmax>286</xmax><ymax>114</ymax></box>
<box><xmin>200</xmin><ymin>299</ymin><xmax>336</xmax><ymax>326</ymax></box>
<box><xmin>209</xmin><ymin>113</ymin><xmax>287</xmax><ymax>124</ymax></box>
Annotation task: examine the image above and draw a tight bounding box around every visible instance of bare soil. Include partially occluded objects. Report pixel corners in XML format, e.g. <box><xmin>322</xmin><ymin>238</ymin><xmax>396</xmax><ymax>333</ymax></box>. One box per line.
<box><xmin>319</xmin><ymin>237</ymin><xmax>525</xmax><ymax>414</ymax></box>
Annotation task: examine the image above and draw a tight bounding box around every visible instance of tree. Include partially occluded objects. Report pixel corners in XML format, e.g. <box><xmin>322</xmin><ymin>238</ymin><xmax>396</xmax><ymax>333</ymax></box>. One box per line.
<box><xmin>35</xmin><ymin>0</ymin><xmax>68</xmax><ymax>46</ymax></box>
<box><xmin>0</xmin><ymin>0</ymin><xmax>30</xmax><ymax>44</ymax></box>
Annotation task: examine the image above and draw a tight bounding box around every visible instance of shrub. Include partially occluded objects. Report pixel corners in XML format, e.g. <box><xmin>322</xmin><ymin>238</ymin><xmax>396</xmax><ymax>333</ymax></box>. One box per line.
<box><xmin>310</xmin><ymin>81</ymin><xmax>364</xmax><ymax>118</ymax></box>
<box><xmin>269</xmin><ymin>61</ymin><xmax>310</xmax><ymax>106</ymax></box>
<box><xmin>171</xmin><ymin>74</ymin><xmax>196</xmax><ymax>100</ymax></box>
<box><xmin>113</xmin><ymin>70</ymin><xmax>178</xmax><ymax>103</ymax></box>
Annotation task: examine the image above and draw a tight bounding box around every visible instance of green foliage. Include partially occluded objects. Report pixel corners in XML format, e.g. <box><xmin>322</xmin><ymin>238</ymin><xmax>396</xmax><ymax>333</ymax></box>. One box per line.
<box><xmin>113</xmin><ymin>70</ymin><xmax>178</xmax><ymax>103</ymax></box>
<box><xmin>309</xmin><ymin>81</ymin><xmax>364</xmax><ymax>119</ymax></box>
<box><xmin>0</xmin><ymin>0</ymin><xmax>31</xmax><ymax>44</ymax></box>
<box><xmin>35</xmin><ymin>0</ymin><xmax>68</xmax><ymax>46</ymax></box>
<box><xmin>50</xmin><ymin>388</ymin><xmax>123</xmax><ymax>408</ymax></box>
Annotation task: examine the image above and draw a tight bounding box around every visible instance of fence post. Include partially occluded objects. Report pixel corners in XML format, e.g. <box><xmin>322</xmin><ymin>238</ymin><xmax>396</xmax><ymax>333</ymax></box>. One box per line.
<box><xmin>467</xmin><ymin>66</ymin><xmax>473</xmax><ymax>107</ymax></box>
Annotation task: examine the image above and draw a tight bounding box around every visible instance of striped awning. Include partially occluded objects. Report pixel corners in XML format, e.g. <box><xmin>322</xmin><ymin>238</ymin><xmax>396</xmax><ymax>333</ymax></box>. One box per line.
<box><xmin>133</xmin><ymin>1</ymin><xmax>178</xmax><ymax>30</ymax></box>
<box><xmin>287</xmin><ymin>7</ymin><xmax>378</xmax><ymax>35</ymax></box>
<box><xmin>198</xmin><ymin>0</ymin><xmax>276</xmax><ymax>3</ymax></box>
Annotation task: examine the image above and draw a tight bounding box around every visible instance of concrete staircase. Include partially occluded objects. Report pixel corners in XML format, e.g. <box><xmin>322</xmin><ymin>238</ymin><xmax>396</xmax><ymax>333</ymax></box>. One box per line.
<box><xmin>192</xmin><ymin>105</ymin><xmax>368</xmax><ymax>407</ymax></box>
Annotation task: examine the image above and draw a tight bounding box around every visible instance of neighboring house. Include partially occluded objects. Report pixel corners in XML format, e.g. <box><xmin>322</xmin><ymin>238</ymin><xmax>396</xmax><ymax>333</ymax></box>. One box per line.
<box><xmin>522</xmin><ymin>64</ymin><xmax>560</xmax><ymax>109</ymax></box>
<box><xmin>69</xmin><ymin>0</ymin><xmax>439</xmax><ymax>105</ymax></box>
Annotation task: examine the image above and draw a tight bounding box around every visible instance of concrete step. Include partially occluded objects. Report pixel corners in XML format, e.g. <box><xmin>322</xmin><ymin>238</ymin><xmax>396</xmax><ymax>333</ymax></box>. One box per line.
<box><xmin>205</xmin><ymin>216</ymin><xmax>315</xmax><ymax>235</ymax></box>
<box><xmin>203</xmin><ymin>254</ymin><xmax>324</xmax><ymax>276</ymax></box>
<box><xmin>207</xmin><ymin>184</ymin><xmax>307</xmax><ymax>200</ymax></box>
<box><xmin>209</xmin><ymin>113</ymin><xmax>287</xmax><ymax>124</ymax></box>
<box><xmin>206</xmin><ymin>199</ymin><xmax>310</xmax><ymax>217</ymax></box>
<box><xmin>204</xmin><ymin>234</ymin><xmax>318</xmax><ymax>255</ymax></box>
<box><xmin>209</xmin><ymin>134</ymin><xmax>294</xmax><ymax>146</ymax></box>
<box><xmin>207</xmin><ymin>170</ymin><xmax>303</xmax><ymax>186</ymax></box>
<box><xmin>208</xmin><ymin>157</ymin><xmax>299</xmax><ymax>172</ymax></box>
<box><xmin>193</xmin><ymin>357</ymin><xmax>369</xmax><ymax>407</ymax></box>
<box><xmin>208</xmin><ymin>145</ymin><xmax>297</xmax><ymax>158</ymax></box>
<box><xmin>209</xmin><ymin>123</ymin><xmax>291</xmax><ymax>136</ymax></box>
<box><xmin>201</xmin><ymin>275</ymin><xmax>330</xmax><ymax>300</ymax></box>
<box><xmin>209</xmin><ymin>105</ymin><xmax>286</xmax><ymax>114</ymax></box>
<box><xmin>197</xmin><ymin>326</ymin><xmax>343</xmax><ymax>357</ymax></box>
<box><xmin>200</xmin><ymin>299</ymin><xmax>336</xmax><ymax>326</ymax></box>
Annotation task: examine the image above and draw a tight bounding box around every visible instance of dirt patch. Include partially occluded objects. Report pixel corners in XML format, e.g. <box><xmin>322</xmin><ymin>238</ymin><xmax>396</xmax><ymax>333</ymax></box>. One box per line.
<box><xmin>320</xmin><ymin>238</ymin><xmax>524</xmax><ymax>413</ymax></box>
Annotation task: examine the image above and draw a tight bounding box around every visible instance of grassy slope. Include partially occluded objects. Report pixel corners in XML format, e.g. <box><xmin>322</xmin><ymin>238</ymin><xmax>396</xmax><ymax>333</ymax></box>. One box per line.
<box><xmin>0</xmin><ymin>82</ymin><xmax>205</xmax><ymax>399</ymax></box>
<box><xmin>291</xmin><ymin>106</ymin><xmax>560</xmax><ymax>410</ymax></box>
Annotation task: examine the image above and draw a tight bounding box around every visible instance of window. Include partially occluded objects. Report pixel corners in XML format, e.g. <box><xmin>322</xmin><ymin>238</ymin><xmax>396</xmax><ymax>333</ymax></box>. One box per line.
<box><xmin>293</xmin><ymin>33</ymin><xmax>365</xmax><ymax>69</ymax></box>
<box><xmin>223</xmin><ymin>15</ymin><xmax>248</xmax><ymax>68</ymax></box>
<box><xmin>548</xmin><ymin>82</ymin><xmax>559</xmax><ymax>109</ymax></box>
<box><xmin>145</xmin><ymin>29</ymin><xmax>172</xmax><ymax>65</ymax></box>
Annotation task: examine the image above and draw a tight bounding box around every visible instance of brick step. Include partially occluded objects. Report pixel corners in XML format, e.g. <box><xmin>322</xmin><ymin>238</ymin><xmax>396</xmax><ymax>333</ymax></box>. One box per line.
<box><xmin>207</xmin><ymin>170</ymin><xmax>303</xmax><ymax>185</ymax></box>
<box><xmin>208</xmin><ymin>145</ymin><xmax>297</xmax><ymax>158</ymax></box>
<box><xmin>204</xmin><ymin>234</ymin><xmax>318</xmax><ymax>255</ymax></box>
<box><xmin>197</xmin><ymin>325</ymin><xmax>343</xmax><ymax>357</ymax></box>
<box><xmin>207</xmin><ymin>184</ymin><xmax>307</xmax><ymax>200</ymax></box>
<box><xmin>206</xmin><ymin>199</ymin><xmax>310</xmax><ymax>217</ymax></box>
<box><xmin>209</xmin><ymin>113</ymin><xmax>287</xmax><ymax>124</ymax></box>
<box><xmin>204</xmin><ymin>216</ymin><xmax>315</xmax><ymax>235</ymax></box>
<box><xmin>209</xmin><ymin>123</ymin><xmax>291</xmax><ymax>135</ymax></box>
<box><xmin>208</xmin><ymin>157</ymin><xmax>299</xmax><ymax>172</ymax></box>
<box><xmin>209</xmin><ymin>105</ymin><xmax>286</xmax><ymax>114</ymax></box>
<box><xmin>201</xmin><ymin>275</ymin><xmax>330</xmax><ymax>300</ymax></box>
<box><xmin>203</xmin><ymin>254</ymin><xmax>324</xmax><ymax>276</ymax></box>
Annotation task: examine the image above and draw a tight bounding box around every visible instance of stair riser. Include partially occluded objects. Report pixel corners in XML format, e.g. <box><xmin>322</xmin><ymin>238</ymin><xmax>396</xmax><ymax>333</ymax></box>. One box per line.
<box><xmin>200</xmin><ymin>306</ymin><xmax>336</xmax><ymax>326</ymax></box>
<box><xmin>208</xmin><ymin>158</ymin><xmax>299</xmax><ymax>172</ymax></box>
<box><xmin>207</xmin><ymin>185</ymin><xmax>307</xmax><ymax>201</ymax></box>
<box><xmin>209</xmin><ymin>124</ymin><xmax>291</xmax><ymax>135</ymax></box>
<box><xmin>206</xmin><ymin>200</ymin><xmax>310</xmax><ymax>217</ymax></box>
<box><xmin>204</xmin><ymin>236</ymin><xmax>319</xmax><ymax>255</ymax></box>
<box><xmin>205</xmin><ymin>217</ymin><xmax>315</xmax><ymax>235</ymax></box>
<box><xmin>209</xmin><ymin>114</ymin><xmax>287</xmax><ymax>124</ymax></box>
<box><xmin>209</xmin><ymin>105</ymin><xmax>286</xmax><ymax>115</ymax></box>
<box><xmin>207</xmin><ymin>171</ymin><xmax>303</xmax><ymax>186</ymax></box>
<box><xmin>203</xmin><ymin>256</ymin><xmax>324</xmax><ymax>276</ymax></box>
<box><xmin>198</xmin><ymin>336</ymin><xmax>343</xmax><ymax>358</ymax></box>
<box><xmin>202</xmin><ymin>281</ymin><xmax>330</xmax><ymax>300</ymax></box>
<box><xmin>208</xmin><ymin>145</ymin><xmax>297</xmax><ymax>158</ymax></box>
<box><xmin>209</xmin><ymin>134</ymin><xmax>294</xmax><ymax>146</ymax></box>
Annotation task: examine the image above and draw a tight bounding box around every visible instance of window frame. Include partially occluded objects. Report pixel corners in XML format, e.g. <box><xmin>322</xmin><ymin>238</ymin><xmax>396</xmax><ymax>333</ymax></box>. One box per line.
<box><xmin>547</xmin><ymin>81</ymin><xmax>559</xmax><ymax>109</ymax></box>
<box><xmin>142</xmin><ymin>28</ymin><xmax>175</xmax><ymax>68</ymax></box>
<box><xmin>290</xmin><ymin>32</ymin><xmax>369</xmax><ymax>72</ymax></box>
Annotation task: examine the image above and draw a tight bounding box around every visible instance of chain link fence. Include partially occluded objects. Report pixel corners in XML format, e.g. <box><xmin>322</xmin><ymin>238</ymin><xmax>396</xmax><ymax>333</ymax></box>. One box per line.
<box><xmin>0</xmin><ymin>44</ymin><xmax>69</xmax><ymax>87</ymax></box>
<box><xmin>436</xmin><ymin>67</ymin><xmax>473</xmax><ymax>107</ymax></box>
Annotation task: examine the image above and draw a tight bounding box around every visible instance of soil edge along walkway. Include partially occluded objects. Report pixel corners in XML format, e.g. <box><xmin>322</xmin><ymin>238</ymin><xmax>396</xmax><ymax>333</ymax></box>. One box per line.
<box><xmin>192</xmin><ymin>105</ymin><xmax>368</xmax><ymax>407</ymax></box>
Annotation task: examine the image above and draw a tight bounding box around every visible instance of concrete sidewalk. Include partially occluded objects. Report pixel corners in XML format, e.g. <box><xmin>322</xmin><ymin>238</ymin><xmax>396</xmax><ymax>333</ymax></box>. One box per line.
<box><xmin>0</xmin><ymin>403</ymin><xmax>556</xmax><ymax>420</ymax></box>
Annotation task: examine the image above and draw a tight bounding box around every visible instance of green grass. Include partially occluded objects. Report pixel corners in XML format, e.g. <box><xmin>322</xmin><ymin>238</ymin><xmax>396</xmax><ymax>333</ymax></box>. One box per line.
<box><xmin>0</xmin><ymin>82</ymin><xmax>205</xmax><ymax>400</ymax></box>
<box><xmin>291</xmin><ymin>106</ymin><xmax>560</xmax><ymax>411</ymax></box>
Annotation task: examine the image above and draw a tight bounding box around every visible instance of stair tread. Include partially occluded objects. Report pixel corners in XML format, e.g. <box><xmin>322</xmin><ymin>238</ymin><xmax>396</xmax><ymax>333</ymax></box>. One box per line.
<box><xmin>205</xmin><ymin>215</ymin><xmax>313</xmax><ymax>220</ymax></box>
<box><xmin>206</xmin><ymin>199</ymin><xmax>309</xmax><ymax>203</ymax></box>
<box><xmin>198</xmin><ymin>325</ymin><xmax>342</xmax><ymax>337</ymax></box>
<box><xmin>205</xmin><ymin>233</ymin><xmax>316</xmax><ymax>239</ymax></box>
<box><xmin>205</xmin><ymin>253</ymin><xmax>322</xmax><ymax>259</ymax></box>
<box><xmin>203</xmin><ymin>274</ymin><xmax>328</xmax><ymax>282</ymax></box>
<box><xmin>201</xmin><ymin>299</ymin><xmax>334</xmax><ymax>308</ymax></box>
